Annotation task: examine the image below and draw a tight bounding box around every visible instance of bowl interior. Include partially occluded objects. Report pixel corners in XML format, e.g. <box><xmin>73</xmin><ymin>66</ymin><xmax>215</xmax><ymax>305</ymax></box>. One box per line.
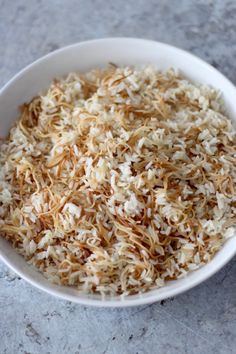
<box><xmin>0</xmin><ymin>38</ymin><xmax>236</xmax><ymax>306</ymax></box>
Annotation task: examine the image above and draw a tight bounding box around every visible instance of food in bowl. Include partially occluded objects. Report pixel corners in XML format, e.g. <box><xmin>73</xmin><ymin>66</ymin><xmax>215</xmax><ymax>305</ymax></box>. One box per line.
<box><xmin>0</xmin><ymin>64</ymin><xmax>235</xmax><ymax>296</ymax></box>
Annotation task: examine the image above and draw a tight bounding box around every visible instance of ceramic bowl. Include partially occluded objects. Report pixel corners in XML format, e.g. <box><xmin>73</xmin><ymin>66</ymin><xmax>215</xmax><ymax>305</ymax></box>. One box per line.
<box><xmin>1</xmin><ymin>38</ymin><xmax>236</xmax><ymax>307</ymax></box>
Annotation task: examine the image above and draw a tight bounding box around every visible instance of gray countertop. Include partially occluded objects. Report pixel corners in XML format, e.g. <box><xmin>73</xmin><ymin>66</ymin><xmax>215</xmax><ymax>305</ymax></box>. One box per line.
<box><xmin>1</xmin><ymin>1</ymin><xmax>236</xmax><ymax>353</ymax></box>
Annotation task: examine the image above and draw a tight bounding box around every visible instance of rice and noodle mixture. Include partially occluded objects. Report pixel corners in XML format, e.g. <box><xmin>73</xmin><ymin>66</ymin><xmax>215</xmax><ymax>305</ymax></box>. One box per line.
<box><xmin>0</xmin><ymin>65</ymin><xmax>236</xmax><ymax>296</ymax></box>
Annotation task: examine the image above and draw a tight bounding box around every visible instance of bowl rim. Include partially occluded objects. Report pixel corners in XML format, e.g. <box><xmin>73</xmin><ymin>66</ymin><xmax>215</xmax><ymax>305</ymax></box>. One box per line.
<box><xmin>1</xmin><ymin>37</ymin><xmax>236</xmax><ymax>307</ymax></box>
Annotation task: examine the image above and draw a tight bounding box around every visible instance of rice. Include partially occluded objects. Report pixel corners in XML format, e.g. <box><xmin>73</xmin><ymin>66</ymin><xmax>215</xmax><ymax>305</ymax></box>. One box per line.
<box><xmin>0</xmin><ymin>65</ymin><xmax>236</xmax><ymax>296</ymax></box>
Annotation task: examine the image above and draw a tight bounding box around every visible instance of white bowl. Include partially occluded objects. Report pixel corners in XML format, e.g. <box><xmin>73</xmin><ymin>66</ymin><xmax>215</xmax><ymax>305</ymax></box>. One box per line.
<box><xmin>0</xmin><ymin>38</ymin><xmax>236</xmax><ymax>307</ymax></box>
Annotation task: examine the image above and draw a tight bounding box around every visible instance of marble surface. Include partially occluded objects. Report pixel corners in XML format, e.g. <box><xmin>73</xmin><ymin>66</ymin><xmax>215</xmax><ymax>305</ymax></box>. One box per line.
<box><xmin>1</xmin><ymin>1</ymin><xmax>236</xmax><ymax>353</ymax></box>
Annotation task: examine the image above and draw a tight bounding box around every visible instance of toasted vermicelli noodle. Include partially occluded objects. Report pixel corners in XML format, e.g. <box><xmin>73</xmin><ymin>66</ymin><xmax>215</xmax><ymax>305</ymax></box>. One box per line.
<box><xmin>0</xmin><ymin>65</ymin><xmax>236</xmax><ymax>295</ymax></box>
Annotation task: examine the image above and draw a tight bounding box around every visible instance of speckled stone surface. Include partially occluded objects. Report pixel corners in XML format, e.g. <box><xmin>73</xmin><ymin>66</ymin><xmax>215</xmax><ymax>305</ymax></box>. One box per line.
<box><xmin>1</xmin><ymin>1</ymin><xmax>236</xmax><ymax>353</ymax></box>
